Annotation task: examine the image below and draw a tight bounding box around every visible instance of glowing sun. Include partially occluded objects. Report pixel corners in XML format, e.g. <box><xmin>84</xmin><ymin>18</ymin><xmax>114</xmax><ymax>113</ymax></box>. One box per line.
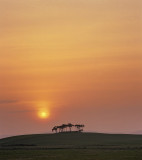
<box><xmin>38</xmin><ymin>111</ymin><xmax>49</xmax><ymax>119</ymax></box>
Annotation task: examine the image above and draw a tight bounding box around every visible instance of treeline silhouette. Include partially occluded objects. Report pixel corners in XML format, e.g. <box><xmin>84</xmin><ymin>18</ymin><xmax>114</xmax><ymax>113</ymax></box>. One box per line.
<box><xmin>52</xmin><ymin>123</ymin><xmax>85</xmax><ymax>133</ymax></box>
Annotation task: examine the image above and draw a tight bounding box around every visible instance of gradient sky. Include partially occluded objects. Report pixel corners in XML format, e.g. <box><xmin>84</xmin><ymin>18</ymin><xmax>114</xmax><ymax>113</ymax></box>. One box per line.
<box><xmin>0</xmin><ymin>0</ymin><xmax>142</xmax><ymax>137</ymax></box>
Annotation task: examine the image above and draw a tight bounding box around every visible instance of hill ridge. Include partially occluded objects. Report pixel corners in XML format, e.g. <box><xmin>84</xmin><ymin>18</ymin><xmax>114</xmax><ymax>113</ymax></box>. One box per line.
<box><xmin>0</xmin><ymin>132</ymin><xmax>142</xmax><ymax>148</ymax></box>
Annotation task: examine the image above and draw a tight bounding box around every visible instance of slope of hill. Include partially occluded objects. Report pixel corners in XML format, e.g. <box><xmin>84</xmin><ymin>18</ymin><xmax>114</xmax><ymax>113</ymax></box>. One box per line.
<box><xmin>0</xmin><ymin>132</ymin><xmax>142</xmax><ymax>148</ymax></box>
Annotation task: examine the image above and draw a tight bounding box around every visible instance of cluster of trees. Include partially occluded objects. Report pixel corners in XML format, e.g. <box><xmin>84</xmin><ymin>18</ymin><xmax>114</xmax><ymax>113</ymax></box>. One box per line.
<box><xmin>52</xmin><ymin>123</ymin><xmax>85</xmax><ymax>133</ymax></box>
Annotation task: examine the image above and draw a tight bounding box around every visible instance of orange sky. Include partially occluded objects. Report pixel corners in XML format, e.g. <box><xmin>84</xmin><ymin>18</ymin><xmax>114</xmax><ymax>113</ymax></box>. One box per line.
<box><xmin>0</xmin><ymin>0</ymin><xmax>142</xmax><ymax>137</ymax></box>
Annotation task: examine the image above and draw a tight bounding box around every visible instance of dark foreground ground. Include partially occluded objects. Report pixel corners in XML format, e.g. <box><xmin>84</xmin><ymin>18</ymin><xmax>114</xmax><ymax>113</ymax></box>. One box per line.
<box><xmin>1</xmin><ymin>148</ymin><xmax>142</xmax><ymax>160</ymax></box>
<box><xmin>0</xmin><ymin>132</ymin><xmax>142</xmax><ymax>160</ymax></box>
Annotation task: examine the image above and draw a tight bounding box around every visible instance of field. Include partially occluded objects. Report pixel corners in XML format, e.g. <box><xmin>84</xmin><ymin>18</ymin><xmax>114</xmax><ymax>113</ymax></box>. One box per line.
<box><xmin>1</xmin><ymin>149</ymin><xmax>142</xmax><ymax>160</ymax></box>
<box><xmin>0</xmin><ymin>132</ymin><xmax>142</xmax><ymax>160</ymax></box>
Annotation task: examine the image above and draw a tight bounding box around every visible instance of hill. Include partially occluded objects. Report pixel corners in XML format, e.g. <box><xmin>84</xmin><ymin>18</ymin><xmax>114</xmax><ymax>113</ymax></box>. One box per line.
<box><xmin>0</xmin><ymin>132</ymin><xmax>142</xmax><ymax>148</ymax></box>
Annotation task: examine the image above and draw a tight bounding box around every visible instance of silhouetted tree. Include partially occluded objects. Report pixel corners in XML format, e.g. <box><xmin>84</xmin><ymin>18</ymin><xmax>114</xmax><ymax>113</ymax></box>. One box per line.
<box><xmin>75</xmin><ymin>124</ymin><xmax>85</xmax><ymax>132</ymax></box>
<box><xmin>60</xmin><ymin>124</ymin><xmax>65</xmax><ymax>132</ymax></box>
<box><xmin>62</xmin><ymin>124</ymin><xmax>68</xmax><ymax>132</ymax></box>
<box><xmin>52</xmin><ymin>126</ymin><xmax>58</xmax><ymax>133</ymax></box>
<box><xmin>68</xmin><ymin>123</ymin><xmax>74</xmax><ymax>132</ymax></box>
<box><xmin>57</xmin><ymin>126</ymin><xmax>62</xmax><ymax>133</ymax></box>
<box><xmin>52</xmin><ymin>123</ymin><xmax>84</xmax><ymax>133</ymax></box>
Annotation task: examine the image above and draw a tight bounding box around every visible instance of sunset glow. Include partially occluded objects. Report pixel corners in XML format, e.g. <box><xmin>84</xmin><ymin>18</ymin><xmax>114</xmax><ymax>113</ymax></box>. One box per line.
<box><xmin>38</xmin><ymin>111</ymin><xmax>49</xmax><ymax>119</ymax></box>
<box><xmin>0</xmin><ymin>0</ymin><xmax>141</xmax><ymax>137</ymax></box>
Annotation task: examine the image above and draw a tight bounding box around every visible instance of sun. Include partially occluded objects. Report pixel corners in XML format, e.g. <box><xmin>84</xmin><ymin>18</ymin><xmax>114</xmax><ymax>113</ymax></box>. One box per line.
<box><xmin>37</xmin><ymin>101</ymin><xmax>50</xmax><ymax>119</ymax></box>
<box><xmin>38</xmin><ymin>111</ymin><xmax>49</xmax><ymax>119</ymax></box>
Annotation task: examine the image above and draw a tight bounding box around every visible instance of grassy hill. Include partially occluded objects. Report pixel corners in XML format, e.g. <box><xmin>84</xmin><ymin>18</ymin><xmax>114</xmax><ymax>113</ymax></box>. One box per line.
<box><xmin>1</xmin><ymin>133</ymin><xmax>142</xmax><ymax>160</ymax></box>
<box><xmin>0</xmin><ymin>132</ymin><xmax>142</xmax><ymax>148</ymax></box>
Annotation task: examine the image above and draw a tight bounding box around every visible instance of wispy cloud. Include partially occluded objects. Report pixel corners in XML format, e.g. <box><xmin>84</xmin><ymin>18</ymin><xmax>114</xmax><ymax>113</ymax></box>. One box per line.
<box><xmin>0</xmin><ymin>100</ymin><xmax>18</xmax><ymax>104</ymax></box>
<box><xmin>7</xmin><ymin>109</ymin><xmax>37</xmax><ymax>114</ymax></box>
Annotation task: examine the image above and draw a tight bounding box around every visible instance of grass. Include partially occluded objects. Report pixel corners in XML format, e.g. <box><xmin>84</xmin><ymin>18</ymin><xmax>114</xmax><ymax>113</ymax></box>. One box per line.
<box><xmin>0</xmin><ymin>149</ymin><xmax>142</xmax><ymax>160</ymax></box>
<box><xmin>0</xmin><ymin>132</ymin><xmax>142</xmax><ymax>160</ymax></box>
<box><xmin>1</xmin><ymin>132</ymin><xmax>142</xmax><ymax>147</ymax></box>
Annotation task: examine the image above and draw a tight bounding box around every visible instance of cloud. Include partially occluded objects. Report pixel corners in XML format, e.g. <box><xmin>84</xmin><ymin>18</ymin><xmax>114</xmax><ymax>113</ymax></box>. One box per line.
<box><xmin>0</xmin><ymin>100</ymin><xmax>18</xmax><ymax>104</ymax></box>
<box><xmin>10</xmin><ymin>109</ymin><xmax>36</xmax><ymax>113</ymax></box>
<box><xmin>7</xmin><ymin>109</ymin><xmax>37</xmax><ymax>114</ymax></box>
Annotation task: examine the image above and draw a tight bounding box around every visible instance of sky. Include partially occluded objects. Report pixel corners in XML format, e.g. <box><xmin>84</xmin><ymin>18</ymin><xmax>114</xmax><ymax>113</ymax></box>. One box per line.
<box><xmin>0</xmin><ymin>0</ymin><xmax>142</xmax><ymax>137</ymax></box>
